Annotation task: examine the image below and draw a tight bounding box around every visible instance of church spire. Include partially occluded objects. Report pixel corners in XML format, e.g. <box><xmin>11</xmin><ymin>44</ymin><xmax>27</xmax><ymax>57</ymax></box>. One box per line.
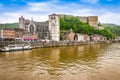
<box><xmin>31</xmin><ymin>17</ymin><xmax>33</xmax><ymax>21</ymax></box>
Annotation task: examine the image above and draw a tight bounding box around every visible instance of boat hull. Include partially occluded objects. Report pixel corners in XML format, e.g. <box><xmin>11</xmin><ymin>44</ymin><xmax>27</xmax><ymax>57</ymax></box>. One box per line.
<box><xmin>0</xmin><ymin>45</ymin><xmax>32</xmax><ymax>52</ymax></box>
<box><xmin>1</xmin><ymin>48</ymin><xmax>32</xmax><ymax>52</ymax></box>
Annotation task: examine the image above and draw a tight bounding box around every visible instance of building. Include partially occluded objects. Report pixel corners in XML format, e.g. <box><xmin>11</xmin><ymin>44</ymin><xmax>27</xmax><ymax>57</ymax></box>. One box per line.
<box><xmin>49</xmin><ymin>14</ymin><xmax>60</xmax><ymax>41</ymax></box>
<box><xmin>18</xmin><ymin>13</ymin><xmax>100</xmax><ymax>42</ymax></box>
<box><xmin>62</xmin><ymin>29</ymin><xmax>75</xmax><ymax>41</ymax></box>
<box><xmin>0</xmin><ymin>28</ymin><xmax>16</xmax><ymax>41</ymax></box>
<box><xmin>87</xmin><ymin>16</ymin><xmax>98</xmax><ymax>28</ymax></box>
<box><xmin>77</xmin><ymin>16</ymin><xmax>88</xmax><ymax>23</ymax></box>
<box><xmin>90</xmin><ymin>34</ymin><xmax>107</xmax><ymax>41</ymax></box>
<box><xmin>75</xmin><ymin>34</ymin><xmax>90</xmax><ymax>42</ymax></box>
<box><xmin>15</xmin><ymin>28</ymin><xmax>23</xmax><ymax>41</ymax></box>
<box><xmin>19</xmin><ymin>14</ymin><xmax>60</xmax><ymax>41</ymax></box>
<box><xmin>51</xmin><ymin>13</ymin><xmax>98</xmax><ymax>28</ymax></box>
<box><xmin>22</xmin><ymin>32</ymin><xmax>38</xmax><ymax>41</ymax></box>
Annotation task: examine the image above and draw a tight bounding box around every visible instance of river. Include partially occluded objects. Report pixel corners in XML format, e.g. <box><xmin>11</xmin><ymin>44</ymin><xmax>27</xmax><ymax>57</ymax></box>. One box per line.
<box><xmin>0</xmin><ymin>43</ymin><xmax>120</xmax><ymax>80</ymax></box>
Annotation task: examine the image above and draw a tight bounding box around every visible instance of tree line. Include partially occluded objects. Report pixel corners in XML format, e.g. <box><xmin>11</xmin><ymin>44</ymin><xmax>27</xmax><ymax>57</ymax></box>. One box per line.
<box><xmin>60</xmin><ymin>15</ymin><xmax>116</xmax><ymax>39</ymax></box>
<box><xmin>103</xmin><ymin>23</ymin><xmax>120</xmax><ymax>36</ymax></box>
<box><xmin>0</xmin><ymin>23</ymin><xmax>18</xmax><ymax>29</ymax></box>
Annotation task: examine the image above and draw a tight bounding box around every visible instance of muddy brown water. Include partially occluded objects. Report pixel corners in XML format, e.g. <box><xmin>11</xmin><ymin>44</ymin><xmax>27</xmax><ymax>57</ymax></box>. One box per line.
<box><xmin>0</xmin><ymin>43</ymin><xmax>120</xmax><ymax>80</ymax></box>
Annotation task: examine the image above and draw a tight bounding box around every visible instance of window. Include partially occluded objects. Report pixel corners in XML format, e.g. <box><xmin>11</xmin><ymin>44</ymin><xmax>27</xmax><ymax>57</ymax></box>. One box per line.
<box><xmin>30</xmin><ymin>25</ymin><xmax>34</xmax><ymax>33</ymax></box>
<box><xmin>51</xmin><ymin>17</ymin><xmax>53</xmax><ymax>20</ymax></box>
<box><xmin>54</xmin><ymin>16</ymin><xmax>56</xmax><ymax>19</ymax></box>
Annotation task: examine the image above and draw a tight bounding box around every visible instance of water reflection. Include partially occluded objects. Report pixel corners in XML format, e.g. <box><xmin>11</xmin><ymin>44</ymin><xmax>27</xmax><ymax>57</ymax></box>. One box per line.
<box><xmin>0</xmin><ymin>43</ymin><xmax>120</xmax><ymax>80</ymax></box>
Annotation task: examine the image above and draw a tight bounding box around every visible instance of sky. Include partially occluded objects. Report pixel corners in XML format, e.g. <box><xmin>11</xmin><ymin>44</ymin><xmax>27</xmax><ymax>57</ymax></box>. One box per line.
<box><xmin>0</xmin><ymin>0</ymin><xmax>120</xmax><ymax>25</ymax></box>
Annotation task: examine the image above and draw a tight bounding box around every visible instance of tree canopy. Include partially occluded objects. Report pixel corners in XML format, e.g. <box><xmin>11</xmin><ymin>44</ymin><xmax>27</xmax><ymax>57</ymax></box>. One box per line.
<box><xmin>60</xmin><ymin>15</ymin><xmax>116</xmax><ymax>39</ymax></box>
<box><xmin>0</xmin><ymin>23</ymin><xmax>18</xmax><ymax>29</ymax></box>
<box><xmin>103</xmin><ymin>24</ymin><xmax>120</xmax><ymax>36</ymax></box>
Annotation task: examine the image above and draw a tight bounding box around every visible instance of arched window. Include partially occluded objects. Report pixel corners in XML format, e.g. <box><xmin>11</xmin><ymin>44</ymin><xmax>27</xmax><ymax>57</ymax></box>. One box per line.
<box><xmin>30</xmin><ymin>25</ymin><xmax>34</xmax><ymax>33</ymax></box>
<box><xmin>54</xmin><ymin>16</ymin><xmax>56</xmax><ymax>19</ymax></box>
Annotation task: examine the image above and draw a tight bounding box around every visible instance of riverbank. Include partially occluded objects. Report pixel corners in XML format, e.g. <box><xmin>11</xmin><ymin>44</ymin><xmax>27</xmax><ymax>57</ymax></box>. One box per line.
<box><xmin>31</xmin><ymin>41</ymin><xmax>110</xmax><ymax>48</ymax></box>
<box><xmin>0</xmin><ymin>41</ymin><xmax>111</xmax><ymax>50</ymax></box>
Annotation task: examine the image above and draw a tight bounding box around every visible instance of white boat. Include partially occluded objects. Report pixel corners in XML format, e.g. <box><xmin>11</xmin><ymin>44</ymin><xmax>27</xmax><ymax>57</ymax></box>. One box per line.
<box><xmin>0</xmin><ymin>44</ymin><xmax>32</xmax><ymax>52</ymax></box>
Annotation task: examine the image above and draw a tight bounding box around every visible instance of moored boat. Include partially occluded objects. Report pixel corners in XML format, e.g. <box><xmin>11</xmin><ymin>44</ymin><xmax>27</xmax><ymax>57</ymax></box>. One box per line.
<box><xmin>0</xmin><ymin>44</ymin><xmax>32</xmax><ymax>52</ymax></box>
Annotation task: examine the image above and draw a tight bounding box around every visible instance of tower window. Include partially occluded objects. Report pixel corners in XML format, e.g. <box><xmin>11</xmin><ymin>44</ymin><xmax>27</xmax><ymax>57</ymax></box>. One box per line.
<box><xmin>51</xmin><ymin>17</ymin><xmax>53</xmax><ymax>20</ymax></box>
<box><xmin>51</xmin><ymin>16</ymin><xmax>56</xmax><ymax>20</ymax></box>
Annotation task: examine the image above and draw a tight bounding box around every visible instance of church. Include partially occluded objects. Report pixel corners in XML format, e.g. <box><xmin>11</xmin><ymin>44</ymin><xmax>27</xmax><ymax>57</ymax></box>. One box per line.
<box><xmin>19</xmin><ymin>14</ymin><xmax>60</xmax><ymax>41</ymax></box>
<box><xmin>19</xmin><ymin>13</ymin><xmax>100</xmax><ymax>42</ymax></box>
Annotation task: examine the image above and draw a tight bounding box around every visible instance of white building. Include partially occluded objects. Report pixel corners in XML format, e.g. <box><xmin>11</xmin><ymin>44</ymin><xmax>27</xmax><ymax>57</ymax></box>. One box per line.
<box><xmin>75</xmin><ymin>34</ymin><xmax>90</xmax><ymax>42</ymax></box>
<box><xmin>49</xmin><ymin>14</ymin><xmax>60</xmax><ymax>41</ymax></box>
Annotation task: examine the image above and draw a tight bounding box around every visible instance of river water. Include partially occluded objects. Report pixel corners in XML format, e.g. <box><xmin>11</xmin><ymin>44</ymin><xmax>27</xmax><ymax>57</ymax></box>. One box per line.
<box><xmin>0</xmin><ymin>43</ymin><xmax>120</xmax><ymax>80</ymax></box>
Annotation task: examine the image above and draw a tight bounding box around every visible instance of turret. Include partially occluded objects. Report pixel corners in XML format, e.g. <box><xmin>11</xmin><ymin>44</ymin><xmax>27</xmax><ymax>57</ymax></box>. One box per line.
<box><xmin>19</xmin><ymin>16</ymin><xmax>25</xmax><ymax>29</ymax></box>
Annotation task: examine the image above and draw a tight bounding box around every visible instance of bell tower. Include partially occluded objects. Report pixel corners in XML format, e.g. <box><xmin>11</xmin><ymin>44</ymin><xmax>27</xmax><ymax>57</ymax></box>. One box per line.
<box><xmin>49</xmin><ymin>13</ymin><xmax>60</xmax><ymax>41</ymax></box>
<box><xmin>19</xmin><ymin>16</ymin><xmax>25</xmax><ymax>29</ymax></box>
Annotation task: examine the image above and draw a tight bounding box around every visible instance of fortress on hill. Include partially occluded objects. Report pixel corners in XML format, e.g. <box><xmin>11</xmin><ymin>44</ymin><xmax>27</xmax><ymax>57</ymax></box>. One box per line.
<box><xmin>54</xmin><ymin>14</ymin><xmax>98</xmax><ymax>28</ymax></box>
<box><xmin>19</xmin><ymin>13</ymin><xmax>100</xmax><ymax>41</ymax></box>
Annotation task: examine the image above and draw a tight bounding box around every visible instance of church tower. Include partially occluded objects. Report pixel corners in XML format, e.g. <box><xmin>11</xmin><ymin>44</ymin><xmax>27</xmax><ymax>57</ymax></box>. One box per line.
<box><xmin>49</xmin><ymin>13</ymin><xmax>60</xmax><ymax>41</ymax></box>
<box><xmin>19</xmin><ymin>16</ymin><xmax>25</xmax><ymax>29</ymax></box>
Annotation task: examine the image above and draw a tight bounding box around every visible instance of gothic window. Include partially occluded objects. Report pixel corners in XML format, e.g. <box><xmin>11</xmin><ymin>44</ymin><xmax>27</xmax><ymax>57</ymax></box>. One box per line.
<box><xmin>39</xmin><ymin>28</ymin><xmax>40</xmax><ymax>32</ymax></box>
<box><xmin>30</xmin><ymin>25</ymin><xmax>34</xmax><ymax>33</ymax></box>
<box><xmin>54</xmin><ymin>16</ymin><xmax>56</xmax><ymax>20</ymax></box>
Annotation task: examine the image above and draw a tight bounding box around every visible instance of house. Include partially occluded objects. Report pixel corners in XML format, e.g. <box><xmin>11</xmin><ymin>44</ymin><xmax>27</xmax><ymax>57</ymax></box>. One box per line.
<box><xmin>22</xmin><ymin>32</ymin><xmax>38</xmax><ymax>42</ymax></box>
<box><xmin>90</xmin><ymin>34</ymin><xmax>107</xmax><ymax>41</ymax></box>
<box><xmin>14</xmin><ymin>28</ymin><xmax>23</xmax><ymax>42</ymax></box>
<box><xmin>62</xmin><ymin>29</ymin><xmax>75</xmax><ymax>41</ymax></box>
<box><xmin>75</xmin><ymin>34</ymin><xmax>90</xmax><ymax>42</ymax></box>
<box><xmin>0</xmin><ymin>28</ymin><xmax>16</xmax><ymax>41</ymax></box>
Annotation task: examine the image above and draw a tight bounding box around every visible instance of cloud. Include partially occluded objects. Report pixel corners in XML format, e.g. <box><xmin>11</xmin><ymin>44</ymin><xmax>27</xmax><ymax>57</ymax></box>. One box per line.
<box><xmin>80</xmin><ymin>0</ymin><xmax>99</xmax><ymax>4</ymax></box>
<box><xmin>27</xmin><ymin>1</ymin><xmax>69</xmax><ymax>13</ymax></box>
<box><xmin>0</xmin><ymin>1</ymin><xmax>120</xmax><ymax>25</ymax></box>
<box><xmin>99</xmin><ymin>12</ymin><xmax>120</xmax><ymax>25</ymax></box>
<box><xmin>1</xmin><ymin>11</ymin><xmax>48</xmax><ymax>23</ymax></box>
<box><xmin>27</xmin><ymin>2</ymin><xmax>52</xmax><ymax>12</ymax></box>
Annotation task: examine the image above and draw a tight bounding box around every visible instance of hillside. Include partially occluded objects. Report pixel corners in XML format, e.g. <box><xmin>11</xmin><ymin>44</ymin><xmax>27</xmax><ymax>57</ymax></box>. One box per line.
<box><xmin>103</xmin><ymin>23</ymin><xmax>120</xmax><ymax>36</ymax></box>
<box><xmin>60</xmin><ymin>15</ymin><xmax>116</xmax><ymax>39</ymax></box>
<box><xmin>0</xmin><ymin>23</ymin><xmax>18</xmax><ymax>29</ymax></box>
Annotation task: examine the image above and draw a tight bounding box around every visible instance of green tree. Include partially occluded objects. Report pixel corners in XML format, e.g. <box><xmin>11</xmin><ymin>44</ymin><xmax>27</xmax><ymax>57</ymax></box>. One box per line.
<box><xmin>60</xmin><ymin>16</ymin><xmax>116</xmax><ymax>39</ymax></box>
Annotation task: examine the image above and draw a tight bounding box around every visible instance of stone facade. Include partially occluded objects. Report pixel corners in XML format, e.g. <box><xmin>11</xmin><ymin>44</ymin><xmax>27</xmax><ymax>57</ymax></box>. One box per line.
<box><xmin>19</xmin><ymin>16</ymin><xmax>50</xmax><ymax>40</ymax></box>
<box><xmin>18</xmin><ymin>13</ymin><xmax>99</xmax><ymax>42</ymax></box>
<box><xmin>87</xmin><ymin>16</ymin><xmax>98</xmax><ymax>28</ymax></box>
<box><xmin>62</xmin><ymin>29</ymin><xmax>75</xmax><ymax>41</ymax></box>
<box><xmin>77</xmin><ymin>16</ymin><xmax>98</xmax><ymax>27</ymax></box>
<box><xmin>49</xmin><ymin>14</ymin><xmax>60</xmax><ymax>41</ymax></box>
<box><xmin>53</xmin><ymin>14</ymin><xmax>98</xmax><ymax>28</ymax></box>
<box><xmin>75</xmin><ymin>34</ymin><xmax>90</xmax><ymax>42</ymax></box>
<box><xmin>77</xmin><ymin>16</ymin><xmax>88</xmax><ymax>23</ymax></box>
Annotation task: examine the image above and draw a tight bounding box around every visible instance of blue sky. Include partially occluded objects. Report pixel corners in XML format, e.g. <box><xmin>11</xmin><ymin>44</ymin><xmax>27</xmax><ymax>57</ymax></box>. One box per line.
<box><xmin>0</xmin><ymin>0</ymin><xmax>120</xmax><ymax>25</ymax></box>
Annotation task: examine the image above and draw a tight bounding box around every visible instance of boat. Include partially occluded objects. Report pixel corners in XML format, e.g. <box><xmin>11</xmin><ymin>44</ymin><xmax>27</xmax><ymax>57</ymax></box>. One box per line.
<box><xmin>0</xmin><ymin>44</ymin><xmax>32</xmax><ymax>52</ymax></box>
